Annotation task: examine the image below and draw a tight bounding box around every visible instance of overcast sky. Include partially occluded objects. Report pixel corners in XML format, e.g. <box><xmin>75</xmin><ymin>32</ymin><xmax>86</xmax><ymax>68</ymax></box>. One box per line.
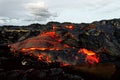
<box><xmin>0</xmin><ymin>0</ymin><xmax>120</xmax><ymax>25</ymax></box>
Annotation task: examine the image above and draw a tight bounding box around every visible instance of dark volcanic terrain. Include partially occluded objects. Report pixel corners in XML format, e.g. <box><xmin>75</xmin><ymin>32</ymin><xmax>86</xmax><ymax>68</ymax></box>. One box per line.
<box><xmin>0</xmin><ymin>18</ymin><xmax>120</xmax><ymax>80</ymax></box>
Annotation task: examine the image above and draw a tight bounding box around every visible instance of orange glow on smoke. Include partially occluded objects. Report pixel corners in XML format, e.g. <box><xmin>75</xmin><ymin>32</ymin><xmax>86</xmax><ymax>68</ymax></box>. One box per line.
<box><xmin>78</xmin><ymin>48</ymin><xmax>99</xmax><ymax>64</ymax></box>
<box><xmin>65</xmin><ymin>25</ymin><xmax>74</xmax><ymax>30</ymax></box>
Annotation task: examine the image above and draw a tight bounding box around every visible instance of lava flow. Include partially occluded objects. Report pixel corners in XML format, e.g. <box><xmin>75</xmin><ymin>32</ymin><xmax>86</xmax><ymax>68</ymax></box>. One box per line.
<box><xmin>10</xmin><ymin>31</ymin><xmax>66</xmax><ymax>52</ymax></box>
<box><xmin>78</xmin><ymin>48</ymin><xmax>99</xmax><ymax>64</ymax></box>
<box><xmin>9</xmin><ymin>28</ymin><xmax>99</xmax><ymax>65</ymax></box>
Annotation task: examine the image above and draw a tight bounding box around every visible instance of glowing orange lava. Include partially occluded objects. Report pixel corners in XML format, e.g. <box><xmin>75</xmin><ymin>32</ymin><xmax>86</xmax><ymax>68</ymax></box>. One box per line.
<box><xmin>78</xmin><ymin>48</ymin><xmax>99</xmax><ymax>64</ymax></box>
<box><xmin>60</xmin><ymin>63</ymin><xmax>70</xmax><ymax>67</ymax></box>
<box><xmin>65</xmin><ymin>25</ymin><xmax>74</xmax><ymax>30</ymax></box>
<box><xmin>52</xmin><ymin>25</ymin><xmax>57</xmax><ymax>30</ymax></box>
<box><xmin>40</xmin><ymin>32</ymin><xmax>56</xmax><ymax>39</ymax></box>
<box><xmin>38</xmin><ymin>53</ymin><xmax>51</xmax><ymax>63</ymax></box>
<box><xmin>10</xmin><ymin>28</ymin><xmax>100</xmax><ymax>65</ymax></box>
<box><xmin>12</xmin><ymin>31</ymin><xmax>65</xmax><ymax>52</ymax></box>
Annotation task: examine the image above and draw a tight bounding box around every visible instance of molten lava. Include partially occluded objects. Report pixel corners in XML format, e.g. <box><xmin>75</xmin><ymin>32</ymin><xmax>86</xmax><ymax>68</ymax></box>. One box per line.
<box><xmin>60</xmin><ymin>63</ymin><xmax>70</xmax><ymax>67</ymax></box>
<box><xmin>65</xmin><ymin>25</ymin><xmax>74</xmax><ymax>30</ymax></box>
<box><xmin>10</xmin><ymin>28</ymin><xmax>100</xmax><ymax>65</ymax></box>
<box><xmin>78</xmin><ymin>48</ymin><xmax>99</xmax><ymax>64</ymax></box>
<box><xmin>10</xmin><ymin>31</ymin><xmax>65</xmax><ymax>52</ymax></box>
<box><xmin>52</xmin><ymin>25</ymin><xmax>57</xmax><ymax>30</ymax></box>
<box><xmin>40</xmin><ymin>32</ymin><xmax>56</xmax><ymax>39</ymax></box>
<box><xmin>38</xmin><ymin>53</ymin><xmax>51</xmax><ymax>63</ymax></box>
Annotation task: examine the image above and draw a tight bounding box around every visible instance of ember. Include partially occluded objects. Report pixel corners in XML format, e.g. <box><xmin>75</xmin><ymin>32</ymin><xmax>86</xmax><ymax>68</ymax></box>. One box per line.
<box><xmin>78</xmin><ymin>48</ymin><xmax>99</xmax><ymax>64</ymax></box>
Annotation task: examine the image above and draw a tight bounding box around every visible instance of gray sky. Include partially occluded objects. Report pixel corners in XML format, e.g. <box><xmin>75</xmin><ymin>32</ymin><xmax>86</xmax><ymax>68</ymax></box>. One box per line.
<box><xmin>0</xmin><ymin>0</ymin><xmax>120</xmax><ymax>25</ymax></box>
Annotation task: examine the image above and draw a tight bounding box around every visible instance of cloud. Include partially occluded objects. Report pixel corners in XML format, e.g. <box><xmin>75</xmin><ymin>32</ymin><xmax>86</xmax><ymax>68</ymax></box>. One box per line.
<box><xmin>0</xmin><ymin>0</ymin><xmax>56</xmax><ymax>25</ymax></box>
<box><xmin>94</xmin><ymin>0</ymin><xmax>120</xmax><ymax>14</ymax></box>
<box><xmin>24</xmin><ymin>1</ymin><xmax>56</xmax><ymax>22</ymax></box>
<box><xmin>0</xmin><ymin>0</ymin><xmax>120</xmax><ymax>25</ymax></box>
<box><xmin>0</xmin><ymin>17</ymin><xmax>25</xmax><ymax>26</ymax></box>
<box><xmin>45</xmin><ymin>0</ymin><xmax>120</xmax><ymax>23</ymax></box>
<box><xmin>0</xmin><ymin>0</ymin><xmax>30</xmax><ymax>25</ymax></box>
